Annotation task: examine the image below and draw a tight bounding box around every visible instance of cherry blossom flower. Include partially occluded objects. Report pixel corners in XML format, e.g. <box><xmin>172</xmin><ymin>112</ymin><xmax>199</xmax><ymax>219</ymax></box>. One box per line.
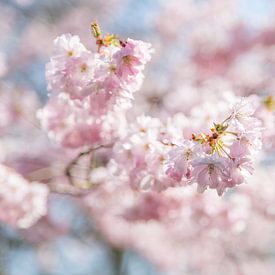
<box><xmin>192</xmin><ymin>155</ymin><xmax>229</xmax><ymax>195</ymax></box>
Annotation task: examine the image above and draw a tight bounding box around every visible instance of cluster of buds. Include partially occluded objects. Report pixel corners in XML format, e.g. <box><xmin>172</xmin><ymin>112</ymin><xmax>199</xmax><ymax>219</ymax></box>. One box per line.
<box><xmin>91</xmin><ymin>22</ymin><xmax>121</xmax><ymax>51</ymax></box>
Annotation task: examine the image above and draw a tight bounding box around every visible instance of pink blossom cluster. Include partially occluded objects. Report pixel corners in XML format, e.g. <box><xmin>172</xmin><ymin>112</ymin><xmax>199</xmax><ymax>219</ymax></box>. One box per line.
<box><xmin>112</xmin><ymin>116</ymin><xmax>176</xmax><ymax>192</ymax></box>
<box><xmin>38</xmin><ymin>25</ymin><xmax>264</xmax><ymax>198</ymax></box>
<box><xmin>0</xmin><ymin>85</ymin><xmax>51</xmax><ymax>229</ymax></box>
<box><xmin>110</xmin><ymin>96</ymin><xmax>263</xmax><ymax>196</ymax></box>
<box><xmin>166</xmin><ymin>97</ymin><xmax>262</xmax><ymax>195</ymax></box>
<box><xmin>39</xmin><ymin>31</ymin><xmax>153</xmax><ymax>148</ymax></box>
<box><xmin>0</xmin><ymin>164</ymin><xmax>48</xmax><ymax>228</ymax></box>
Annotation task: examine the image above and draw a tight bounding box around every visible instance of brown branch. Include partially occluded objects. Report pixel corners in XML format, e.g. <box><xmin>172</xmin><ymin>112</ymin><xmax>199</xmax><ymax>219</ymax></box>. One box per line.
<box><xmin>65</xmin><ymin>143</ymin><xmax>113</xmax><ymax>188</ymax></box>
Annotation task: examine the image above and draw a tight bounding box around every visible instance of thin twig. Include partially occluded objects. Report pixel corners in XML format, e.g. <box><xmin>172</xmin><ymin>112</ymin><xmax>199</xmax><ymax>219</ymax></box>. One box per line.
<box><xmin>65</xmin><ymin>143</ymin><xmax>113</xmax><ymax>187</ymax></box>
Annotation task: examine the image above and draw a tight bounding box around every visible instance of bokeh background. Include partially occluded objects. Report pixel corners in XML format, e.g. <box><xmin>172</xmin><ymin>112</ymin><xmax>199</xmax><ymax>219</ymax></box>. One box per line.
<box><xmin>1</xmin><ymin>0</ymin><xmax>275</xmax><ymax>274</ymax></box>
